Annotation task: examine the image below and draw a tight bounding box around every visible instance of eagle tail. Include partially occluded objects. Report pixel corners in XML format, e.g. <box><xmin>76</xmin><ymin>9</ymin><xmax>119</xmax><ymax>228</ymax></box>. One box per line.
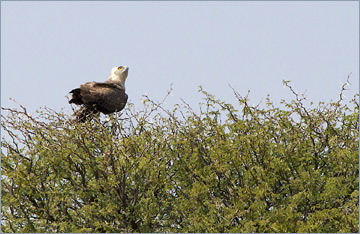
<box><xmin>69</xmin><ymin>88</ymin><xmax>83</xmax><ymax>105</ymax></box>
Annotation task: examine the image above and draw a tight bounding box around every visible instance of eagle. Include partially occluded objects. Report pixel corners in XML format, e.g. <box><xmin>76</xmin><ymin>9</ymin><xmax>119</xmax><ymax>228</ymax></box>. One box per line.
<box><xmin>69</xmin><ymin>66</ymin><xmax>129</xmax><ymax>122</ymax></box>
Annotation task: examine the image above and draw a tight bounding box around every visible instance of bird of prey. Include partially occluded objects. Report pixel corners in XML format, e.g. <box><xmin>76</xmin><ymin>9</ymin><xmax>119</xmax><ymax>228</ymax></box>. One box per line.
<box><xmin>69</xmin><ymin>66</ymin><xmax>129</xmax><ymax>122</ymax></box>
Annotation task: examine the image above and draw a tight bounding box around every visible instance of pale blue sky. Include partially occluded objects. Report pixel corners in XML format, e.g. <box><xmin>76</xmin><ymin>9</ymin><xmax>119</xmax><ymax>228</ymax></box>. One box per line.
<box><xmin>1</xmin><ymin>1</ymin><xmax>359</xmax><ymax>114</ymax></box>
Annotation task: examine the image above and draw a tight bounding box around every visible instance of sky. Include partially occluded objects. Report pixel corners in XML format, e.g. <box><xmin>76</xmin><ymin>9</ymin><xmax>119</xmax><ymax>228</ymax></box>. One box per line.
<box><xmin>1</xmin><ymin>1</ymin><xmax>359</xmax><ymax>116</ymax></box>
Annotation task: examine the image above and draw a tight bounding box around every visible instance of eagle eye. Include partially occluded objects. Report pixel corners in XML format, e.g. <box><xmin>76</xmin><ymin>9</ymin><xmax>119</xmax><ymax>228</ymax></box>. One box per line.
<box><xmin>118</xmin><ymin>67</ymin><xmax>123</xmax><ymax>71</ymax></box>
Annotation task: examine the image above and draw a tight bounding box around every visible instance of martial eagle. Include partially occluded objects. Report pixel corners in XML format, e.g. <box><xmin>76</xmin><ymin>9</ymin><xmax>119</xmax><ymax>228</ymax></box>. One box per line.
<box><xmin>69</xmin><ymin>66</ymin><xmax>129</xmax><ymax>122</ymax></box>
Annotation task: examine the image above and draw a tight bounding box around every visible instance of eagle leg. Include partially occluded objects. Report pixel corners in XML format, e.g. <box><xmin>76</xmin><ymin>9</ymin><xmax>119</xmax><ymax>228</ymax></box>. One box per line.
<box><xmin>73</xmin><ymin>106</ymin><xmax>99</xmax><ymax>123</ymax></box>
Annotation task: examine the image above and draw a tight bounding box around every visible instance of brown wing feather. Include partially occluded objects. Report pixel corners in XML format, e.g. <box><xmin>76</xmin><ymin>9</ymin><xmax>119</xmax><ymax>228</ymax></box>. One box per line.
<box><xmin>79</xmin><ymin>82</ymin><xmax>128</xmax><ymax>114</ymax></box>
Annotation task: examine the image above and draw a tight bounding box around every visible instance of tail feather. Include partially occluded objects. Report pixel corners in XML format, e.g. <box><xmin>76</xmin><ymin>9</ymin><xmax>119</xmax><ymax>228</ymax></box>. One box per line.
<box><xmin>69</xmin><ymin>88</ymin><xmax>83</xmax><ymax>105</ymax></box>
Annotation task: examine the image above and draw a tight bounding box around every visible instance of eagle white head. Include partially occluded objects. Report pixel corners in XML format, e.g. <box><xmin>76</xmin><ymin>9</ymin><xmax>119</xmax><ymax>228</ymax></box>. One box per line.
<box><xmin>108</xmin><ymin>66</ymin><xmax>129</xmax><ymax>89</ymax></box>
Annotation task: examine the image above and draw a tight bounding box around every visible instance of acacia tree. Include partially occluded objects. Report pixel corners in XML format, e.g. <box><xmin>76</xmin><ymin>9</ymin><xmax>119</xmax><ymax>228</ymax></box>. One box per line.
<box><xmin>1</xmin><ymin>80</ymin><xmax>358</xmax><ymax>233</ymax></box>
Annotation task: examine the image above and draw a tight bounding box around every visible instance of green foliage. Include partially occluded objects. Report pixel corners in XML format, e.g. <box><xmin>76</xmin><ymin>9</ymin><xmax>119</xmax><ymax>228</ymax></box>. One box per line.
<box><xmin>1</xmin><ymin>81</ymin><xmax>359</xmax><ymax>233</ymax></box>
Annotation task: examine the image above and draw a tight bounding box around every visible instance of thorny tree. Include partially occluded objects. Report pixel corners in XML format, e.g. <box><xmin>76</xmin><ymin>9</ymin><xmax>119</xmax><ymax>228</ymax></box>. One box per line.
<box><xmin>1</xmin><ymin>79</ymin><xmax>359</xmax><ymax>232</ymax></box>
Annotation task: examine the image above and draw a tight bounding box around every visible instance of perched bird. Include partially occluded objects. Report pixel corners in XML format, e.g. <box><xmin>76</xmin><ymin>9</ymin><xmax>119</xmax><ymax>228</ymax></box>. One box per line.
<box><xmin>69</xmin><ymin>66</ymin><xmax>129</xmax><ymax>122</ymax></box>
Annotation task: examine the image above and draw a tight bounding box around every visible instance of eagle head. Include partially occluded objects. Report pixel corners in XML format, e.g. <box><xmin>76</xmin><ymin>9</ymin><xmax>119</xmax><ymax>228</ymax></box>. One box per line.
<box><xmin>108</xmin><ymin>66</ymin><xmax>129</xmax><ymax>88</ymax></box>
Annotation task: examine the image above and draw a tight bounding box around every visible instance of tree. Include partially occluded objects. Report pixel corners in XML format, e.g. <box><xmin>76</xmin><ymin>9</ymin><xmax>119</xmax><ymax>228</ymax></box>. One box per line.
<box><xmin>1</xmin><ymin>80</ymin><xmax>358</xmax><ymax>232</ymax></box>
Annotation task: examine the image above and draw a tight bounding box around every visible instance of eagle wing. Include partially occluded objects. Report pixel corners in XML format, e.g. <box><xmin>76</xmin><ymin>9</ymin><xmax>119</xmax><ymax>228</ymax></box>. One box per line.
<box><xmin>80</xmin><ymin>82</ymin><xmax>128</xmax><ymax>114</ymax></box>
